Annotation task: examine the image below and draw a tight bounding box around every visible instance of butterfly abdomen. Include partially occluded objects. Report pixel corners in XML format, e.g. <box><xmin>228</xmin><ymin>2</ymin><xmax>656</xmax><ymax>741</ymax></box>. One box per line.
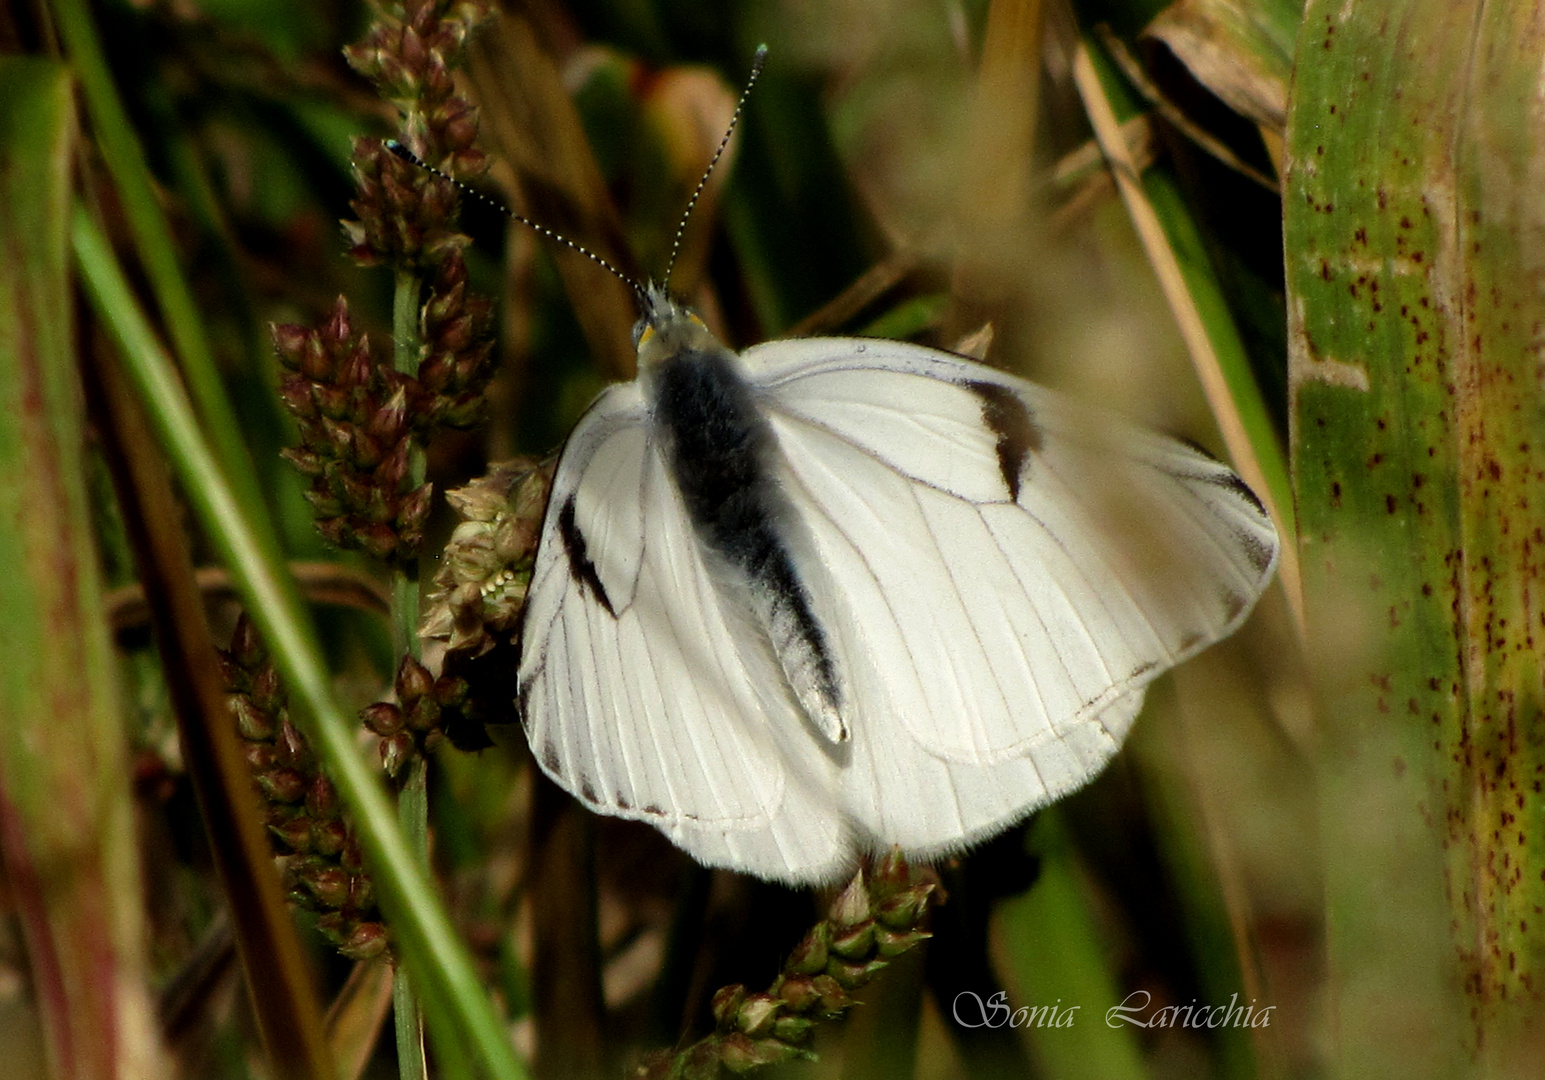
<box><xmin>649</xmin><ymin>343</ymin><xmax>845</xmax><ymax>739</ymax></box>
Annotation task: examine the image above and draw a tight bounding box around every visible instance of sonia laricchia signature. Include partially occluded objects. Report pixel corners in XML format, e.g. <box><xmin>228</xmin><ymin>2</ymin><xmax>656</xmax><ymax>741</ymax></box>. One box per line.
<box><xmin>952</xmin><ymin>990</ymin><xmax>1276</xmax><ymax>1030</ymax></box>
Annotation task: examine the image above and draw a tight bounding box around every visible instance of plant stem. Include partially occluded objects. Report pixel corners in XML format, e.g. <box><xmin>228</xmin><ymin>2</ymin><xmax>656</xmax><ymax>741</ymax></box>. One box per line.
<box><xmin>391</xmin><ymin>269</ymin><xmax>427</xmax><ymax>659</ymax></box>
<box><xmin>392</xmin><ymin>756</ymin><xmax>430</xmax><ymax>1080</ymax></box>
<box><xmin>390</xmin><ymin>267</ymin><xmax>431</xmax><ymax>1078</ymax></box>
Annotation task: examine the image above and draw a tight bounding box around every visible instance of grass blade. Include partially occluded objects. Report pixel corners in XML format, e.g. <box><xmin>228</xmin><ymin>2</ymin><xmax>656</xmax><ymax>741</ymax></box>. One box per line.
<box><xmin>0</xmin><ymin>56</ymin><xmax>166</xmax><ymax>1080</ymax></box>
<box><xmin>49</xmin><ymin>0</ymin><xmax>272</xmax><ymax>543</ymax></box>
<box><xmin>72</xmin><ymin>208</ymin><xmax>530</xmax><ymax>1080</ymax></box>
<box><xmin>1072</xmin><ymin>34</ymin><xmax>1302</xmax><ymax>639</ymax></box>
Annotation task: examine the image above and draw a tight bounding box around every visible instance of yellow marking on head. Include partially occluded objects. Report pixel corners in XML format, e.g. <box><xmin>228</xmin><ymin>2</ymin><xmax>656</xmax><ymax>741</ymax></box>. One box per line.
<box><xmin>639</xmin><ymin>325</ymin><xmax>656</xmax><ymax>346</ymax></box>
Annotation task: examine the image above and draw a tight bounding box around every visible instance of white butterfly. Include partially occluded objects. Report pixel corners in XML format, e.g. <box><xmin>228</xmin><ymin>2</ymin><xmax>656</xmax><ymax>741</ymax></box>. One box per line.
<box><xmin>516</xmin><ymin>285</ymin><xmax>1279</xmax><ymax>884</ymax></box>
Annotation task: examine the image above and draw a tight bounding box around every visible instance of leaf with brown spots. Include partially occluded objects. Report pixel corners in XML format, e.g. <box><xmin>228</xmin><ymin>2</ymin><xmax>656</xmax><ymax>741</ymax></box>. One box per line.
<box><xmin>1287</xmin><ymin>0</ymin><xmax>1545</xmax><ymax>1071</ymax></box>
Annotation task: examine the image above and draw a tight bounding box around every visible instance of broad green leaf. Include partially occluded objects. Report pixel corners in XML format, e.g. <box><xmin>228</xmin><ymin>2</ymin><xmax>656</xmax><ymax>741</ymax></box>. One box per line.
<box><xmin>1287</xmin><ymin>2</ymin><xmax>1545</xmax><ymax>1074</ymax></box>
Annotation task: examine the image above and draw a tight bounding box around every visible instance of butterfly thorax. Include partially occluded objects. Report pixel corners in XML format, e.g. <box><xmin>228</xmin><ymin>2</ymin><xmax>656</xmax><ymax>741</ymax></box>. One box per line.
<box><xmin>632</xmin><ymin>284</ymin><xmax>723</xmax><ymax>371</ymax></box>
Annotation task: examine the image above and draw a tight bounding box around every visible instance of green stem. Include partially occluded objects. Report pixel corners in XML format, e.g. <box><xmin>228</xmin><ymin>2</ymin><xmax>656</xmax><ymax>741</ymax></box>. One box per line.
<box><xmin>391</xmin><ymin>269</ymin><xmax>426</xmax><ymax>659</ymax></box>
<box><xmin>73</xmin><ymin>208</ymin><xmax>529</xmax><ymax>1080</ymax></box>
<box><xmin>389</xmin><ymin>268</ymin><xmax>431</xmax><ymax>1078</ymax></box>
<box><xmin>393</xmin><ymin>758</ymin><xmax>430</xmax><ymax>1080</ymax></box>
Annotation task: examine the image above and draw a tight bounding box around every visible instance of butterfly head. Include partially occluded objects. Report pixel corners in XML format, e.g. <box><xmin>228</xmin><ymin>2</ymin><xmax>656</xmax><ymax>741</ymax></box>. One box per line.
<box><xmin>632</xmin><ymin>282</ymin><xmax>721</xmax><ymax>369</ymax></box>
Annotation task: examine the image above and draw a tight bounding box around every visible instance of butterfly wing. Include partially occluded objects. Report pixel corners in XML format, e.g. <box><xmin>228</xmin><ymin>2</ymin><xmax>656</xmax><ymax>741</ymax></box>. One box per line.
<box><xmin>517</xmin><ymin>383</ymin><xmax>851</xmax><ymax>882</ymax></box>
<box><xmin>743</xmin><ymin>337</ymin><xmax>1278</xmax><ymax>855</ymax></box>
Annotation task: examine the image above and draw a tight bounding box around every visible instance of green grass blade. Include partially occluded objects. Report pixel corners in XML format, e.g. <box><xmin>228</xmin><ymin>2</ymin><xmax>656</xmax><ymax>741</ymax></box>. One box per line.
<box><xmin>72</xmin><ymin>208</ymin><xmax>529</xmax><ymax>1080</ymax></box>
<box><xmin>0</xmin><ymin>55</ymin><xmax>167</xmax><ymax>1079</ymax></box>
<box><xmin>1073</xmin><ymin>35</ymin><xmax>1302</xmax><ymax>638</ymax></box>
<box><xmin>996</xmin><ymin>810</ymin><xmax>1149</xmax><ymax>1080</ymax></box>
<box><xmin>49</xmin><ymin>0</ymin><xmax>273</xmax><ymax>548</ymax></box>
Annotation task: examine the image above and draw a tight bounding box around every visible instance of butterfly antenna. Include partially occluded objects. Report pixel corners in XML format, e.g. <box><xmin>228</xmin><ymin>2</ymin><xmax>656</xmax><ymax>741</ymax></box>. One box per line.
<box><xmin>663</xmin><ymin>44</ymin><xmax>768</xmax><ymax>289</ymax></box>
<box><xmin>385</xmin><ymin>141</ymin><xmax>643</xmax><ymax>297</ymax></box>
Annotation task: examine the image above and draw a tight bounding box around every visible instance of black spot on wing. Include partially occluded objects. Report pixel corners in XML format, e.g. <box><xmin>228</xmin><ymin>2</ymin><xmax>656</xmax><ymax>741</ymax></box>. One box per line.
<box><xmin>1170</xmin><ymin>465</ymin><xmax>1274</xmax><ymax>572</ymax></box>
<box><xmin>1172</xmin><ymin>451</ymin><xmax>1270</xmax><ymax>521</ymax></box>
<box><xmin>541</xmin><ymin>740</ymin><xmax>560</xmax><ymax>773</ymax></box>
<box><xmin>558</xmin><ymin>493</ymin><xmax>617</xmax><ymax>617</ymax></box>
<box><xmin>966</xmin><ymin>380</ymin><xmax>1043</xmax><ymax>502</ymax></box>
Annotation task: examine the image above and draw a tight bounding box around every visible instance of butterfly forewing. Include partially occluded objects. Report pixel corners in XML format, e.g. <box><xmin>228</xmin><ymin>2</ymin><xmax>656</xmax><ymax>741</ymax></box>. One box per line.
<box><xmin>517</xmin><ymin>387</ymin><xmax>852</xmax><ymax>881</ymax></box>
<box><xmin>749</xmin><ymin>339</ymin><xmax>1277</xmax><ymax>768</ymax></box>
